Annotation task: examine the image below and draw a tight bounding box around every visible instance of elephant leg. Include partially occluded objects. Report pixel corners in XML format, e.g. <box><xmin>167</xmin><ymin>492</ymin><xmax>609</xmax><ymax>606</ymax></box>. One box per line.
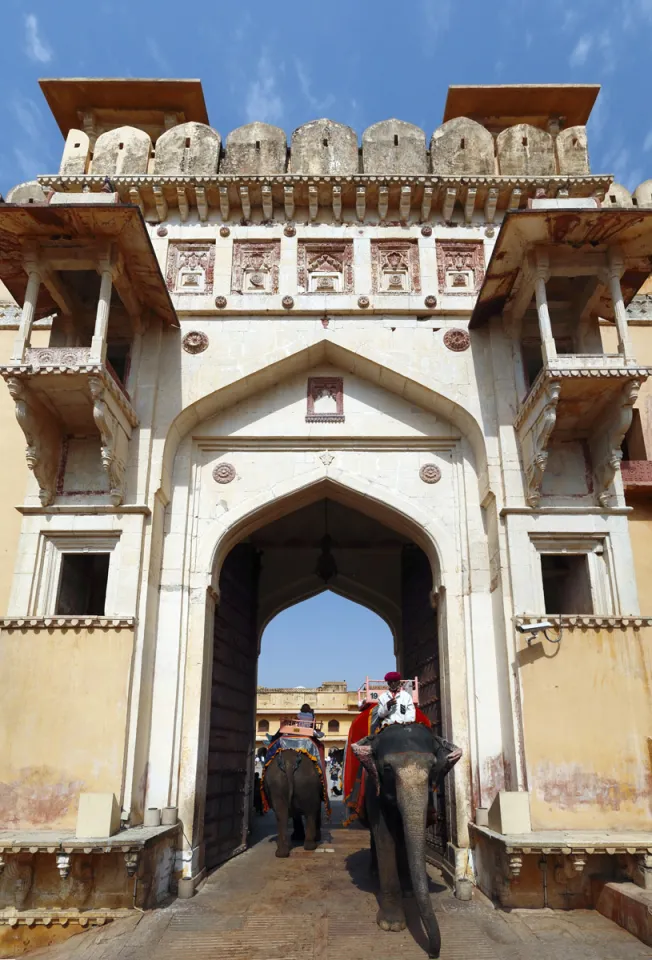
<box><xmin>368</xmin><ymin>796</ymin><xmax>406</xmax><ymax>932</ymax></box>
<box><xmin>303</xmin><ymin>810</ymin><xmax>319</xmax><ymax>851</ymax></box>
<box><xmin>274</xmin><ymin>799</ymin><xmax>291</xmax><ymax>858</ymax></box>
<box><xmin>291</xmin><ymin>816</ymin><xmax>305</xmax><ymax>843</ymax></box>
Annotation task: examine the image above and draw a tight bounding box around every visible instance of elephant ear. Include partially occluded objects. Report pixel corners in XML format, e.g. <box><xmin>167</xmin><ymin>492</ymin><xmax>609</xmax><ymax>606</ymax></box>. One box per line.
<box><xmin>351</xmin><ymin>742</ymin><xmax>380</xmax><ymax>796</ymax></box>
<box><xmin>431</xmin><ymin>733</ymin><xmax>463</xmax><ymax>784</ymax></box>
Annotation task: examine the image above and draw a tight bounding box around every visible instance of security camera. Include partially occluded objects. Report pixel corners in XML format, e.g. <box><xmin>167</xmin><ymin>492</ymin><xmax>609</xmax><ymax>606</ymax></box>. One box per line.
<box><xmin>515</xmin><ymin>621</ymin><xmax>554</xmax><ymax>633</ymax></box>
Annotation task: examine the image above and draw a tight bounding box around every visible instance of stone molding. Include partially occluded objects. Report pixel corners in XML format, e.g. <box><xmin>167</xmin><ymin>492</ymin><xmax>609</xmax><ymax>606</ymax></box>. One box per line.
<box><xmin>0</xmin><ymin>617</ymin><xmax>136</xmax><ymax>630</ymax></box>
<box><xmin>514</xmin><ymin>615</ymin><xmax>652</xmax><ymax>629</ymax></box>
<box><xmin>37</xmin><ymin>173</ymin><xmax>612</xmax><ymax>226</ymax></box>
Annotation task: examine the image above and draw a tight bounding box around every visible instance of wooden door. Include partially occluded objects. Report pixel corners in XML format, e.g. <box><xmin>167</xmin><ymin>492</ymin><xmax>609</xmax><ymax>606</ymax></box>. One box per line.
<box><xmin>204</xmin><ymin>543</ymin><xmax>259</xmax><ymax>870</ymax></box>
<box><xmin>401</xmin><ymin>545</ymin><xmax>447</xmax><ymax>852</ymax></box>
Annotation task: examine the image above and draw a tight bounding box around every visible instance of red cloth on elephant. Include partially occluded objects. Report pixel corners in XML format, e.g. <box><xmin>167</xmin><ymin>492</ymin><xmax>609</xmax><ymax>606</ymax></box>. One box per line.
<box><xmin>343</xmin><ymin>703</ymin><xmax>431</xmax><ymax>823</ymax></box>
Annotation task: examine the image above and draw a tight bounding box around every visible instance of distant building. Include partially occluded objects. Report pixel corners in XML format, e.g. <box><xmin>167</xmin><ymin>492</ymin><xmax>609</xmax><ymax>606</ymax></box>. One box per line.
<box><xmin>256</xmin><ymin>681</ymin><xmax>359</xmax><ymax>752</ymax></box>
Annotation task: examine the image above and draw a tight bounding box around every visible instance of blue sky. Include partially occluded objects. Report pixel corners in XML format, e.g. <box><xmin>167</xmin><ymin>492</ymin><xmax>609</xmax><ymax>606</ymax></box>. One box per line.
<box><xmin>1</xmin><ymin>0</ymin><xmax>651</xmax><ymax>195</ymax></box>
<box><xmin>259</xmin><ymin>592</ymin><xmax>394</xmax><ymax>689</ymax></box>
<box><xmin>2</xmin><ymin>1</ymin><xmax>649</xmax><ymax>687</ymax></box>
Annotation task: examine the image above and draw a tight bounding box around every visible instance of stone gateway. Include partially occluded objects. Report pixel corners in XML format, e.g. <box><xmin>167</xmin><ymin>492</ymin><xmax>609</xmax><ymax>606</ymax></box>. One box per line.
<box><xmin>0</xmin><ymin>78</ymin><xmax>651</xmax><ymax>949</ymax></box>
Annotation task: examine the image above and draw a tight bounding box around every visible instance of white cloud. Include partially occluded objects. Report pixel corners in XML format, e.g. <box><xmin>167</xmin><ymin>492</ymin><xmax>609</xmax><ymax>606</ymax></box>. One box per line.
<box><xmin>245</xmin><ymin>53</ymin><xmax>284</xmax><ymax>125</ymax></box>
<box><xmin>24</xmin><ymin>14</ymin><xmax>52</xmax><ymax>63</ymax></box>
<box><xmin>146</xmin><ymin>37</ymin><xmax>170</xmax><ymax>74</ymax></box>
<box><xmin>295</xmin><ymin>61</ymin><xmax>334</xmax><ymax>115</ymax></box>
<box><xmin>13</xmin><ymin>98</ymin><xmax>41</xmax><ymax>141</ymax></box>
<box><xmin>570</xmin><ymin>34</ymin><xmax>592</xmax><ymax>66</ymax></box>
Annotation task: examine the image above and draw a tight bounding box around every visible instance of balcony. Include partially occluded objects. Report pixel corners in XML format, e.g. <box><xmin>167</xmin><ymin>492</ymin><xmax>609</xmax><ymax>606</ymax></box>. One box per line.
<box><xmin>471</xmin><ymin>204</ymin><xmax>652</xmax><ymax>506</ymax></box>
<box><xmin>0</xmin><ymin>347</ymin><xmax>138</xmax><ymax>506</ymax></box>
<box><xmin>515</xmin><ymin>355</ymin><xmax>650</xmax><ymax>506</ymax></box>
<box><xmin>0</xmin><ymin>200</ymin><xmax>176</xmax><ymax>506</ymax></box>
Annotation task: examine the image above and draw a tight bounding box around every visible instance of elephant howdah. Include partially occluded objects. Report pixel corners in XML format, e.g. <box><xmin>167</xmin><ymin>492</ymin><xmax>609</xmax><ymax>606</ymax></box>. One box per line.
<box><xmin>350</xmin><ymin>722</ymin><xmax>462</xmax><ymax>959</ymax></box>
<box><xmin>262</xmin><ymin>735</ymin><xmax>330</xmax><ymax>858</ymax></box>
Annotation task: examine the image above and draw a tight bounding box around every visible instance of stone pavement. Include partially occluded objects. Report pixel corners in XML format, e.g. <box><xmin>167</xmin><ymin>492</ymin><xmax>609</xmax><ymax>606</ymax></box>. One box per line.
<box><xmin>27</xmin><ymin>802</ymin><xmax>651</xmax><ymax>960</ymax></box>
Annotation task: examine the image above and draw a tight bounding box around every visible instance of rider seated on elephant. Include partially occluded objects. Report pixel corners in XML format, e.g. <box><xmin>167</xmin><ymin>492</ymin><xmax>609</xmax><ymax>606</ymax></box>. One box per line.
<box><xmin>264</xmin><ymin>702</ymin><xmax>324</xmax><ymax>745</ymax></box>
<box><xmin>356</xmin><ymin>672</ymin><xmax>415</xmax><ymax>746</ymax></box>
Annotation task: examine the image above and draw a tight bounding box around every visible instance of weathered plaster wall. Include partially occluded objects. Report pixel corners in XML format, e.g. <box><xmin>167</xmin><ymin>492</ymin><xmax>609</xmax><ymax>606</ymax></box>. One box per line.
<box><xmin>626</xmin><ymin>501</ymin><xmax>652</xmax><ymax>604</ymax></box>
<box><xmin>0</xmin><ymin>626</ymin><xmax>134</xmax><ymax>829</ymax></box>
<box><xmin>519</xmin><ymin>625</ymin><xmax>652</xmax><ymax>830</ymax></box>
<box><xmin>0</xmin><ymin>325</ymin><xmax>50</xmax><ymax>617</ymax></box>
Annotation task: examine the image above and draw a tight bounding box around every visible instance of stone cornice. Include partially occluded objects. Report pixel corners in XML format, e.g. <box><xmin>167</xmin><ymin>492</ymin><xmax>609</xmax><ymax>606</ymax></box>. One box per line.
<box><xmin>470</xmin><ymin>823</ymin><xmax>652</xmax><ymax>856</ymax></box>
<box><xmin>514</xmin><ymin>615</ymin><xmax>652</xmax><ymax>629</ymax></box>
<box><xmin>37</xmin><ymin>173</ymin><xmax>613</xmax><ymax>226</ymax></box>
<box><xmin>0</xmin><ymin>617</ymin><xmax>136</xmax><ymax>630</ymax></box>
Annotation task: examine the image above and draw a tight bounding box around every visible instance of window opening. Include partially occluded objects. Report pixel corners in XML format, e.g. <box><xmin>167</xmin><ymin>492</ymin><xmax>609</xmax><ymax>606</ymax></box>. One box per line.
<box><xmin>460</xmin><ymin>138</ymin><xmax>465</xmax><ymax>149</ymax></box>
<box><xmin>328</xmin><ymin>719</ymin><xmax>340</xmax><ymax>733</ymax></box>
<box><xmin>185</xmin><ymin>137</ymin><xmax>191</xmax><ymax>149</ymax></box>
<box><xmin>74</xmin><ymin>142</ymin><xmax>81</xmax><ymax>149</ymax></box>
<box><xmin>322</xmin><ymin>138</ymin><xmax>328</xmax><ymax>147</ymax></box>
<box><xmin>55</xmin><ymin>553</ymin><xmax>110</xmax><ymax>615</ymax></box>
<box><xmin>522</xmin><ymin>136</ymin><xmax>528</xmax><ymax>147</ymax></box>
<box><xmin>257</xmin><ymin>719</ymin><xmax>269</xmax><ymax>733</ymax></box>
<box><xmin>394</xmin><ymin>135</ymin><xmax>399</xmax><ymax>146</ymax></box>
<box><xmin>106</xmin><ymin>343</ymin><xmax>130</xmax><ymax>386</ymax></box>
<box><xmin>541</xmin><ymin>553</ymin><xmax>593</xmax><ymax>615</ymax></box>
<box><xmin>255</xmin><ymin>140</ymin><xmax>261</xmax><ymax>150</ymax></box>
<box><xmin>118</xmin><ymin>142</ymin><xmax>124</xmax><ymax>150</ymax></box>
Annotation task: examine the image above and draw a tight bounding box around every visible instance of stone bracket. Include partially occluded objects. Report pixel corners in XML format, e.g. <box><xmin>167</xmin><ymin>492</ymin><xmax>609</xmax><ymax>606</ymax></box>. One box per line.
<box><xmin>514</xmin><ymin>377</ymin><xmax>561</xmax><ymax>507</ymax></box>
<box><xmin>6</xmin><ymin>377</ymin><xmax>62</xmax><ymax>507</ymax></box>
<box><xmin>88</xmin><ymin>376</ymin><xmax>133</xmax><ymax>506</ymax></box>
<box><xmin>589</xmin><ymin>378</ymin><xmax>641</xmax><ymax>506</ymax></box>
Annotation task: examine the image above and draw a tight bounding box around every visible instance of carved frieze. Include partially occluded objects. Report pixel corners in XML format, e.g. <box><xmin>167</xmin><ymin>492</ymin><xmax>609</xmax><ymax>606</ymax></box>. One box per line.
<box><xmin>371</xmin><ymin>241</ymin><xmax>421</xmax><ymax>294</ymax></box>
<box><xmin>166</xmin><ymin>242</ymin><xmax>215</xmax><ymax>295</ymax></box>
<box><xmin>436</xmin><ymin>240</ymin><xmax>485</xmax><ymax>296</ymax></box>
<box><xmin>297</xmin><ymin>242</ymin><xmax>353</xmax><ymax>294</ymax></box>
<box><xmin>306</xmin><ymin>377</ymin><xmax>344</xmax><ymax>422</ymax></box>
<box><xmin>231</xmin><ymin>241</ymin><xmax>280</xmax><ymax>294</ymax></box>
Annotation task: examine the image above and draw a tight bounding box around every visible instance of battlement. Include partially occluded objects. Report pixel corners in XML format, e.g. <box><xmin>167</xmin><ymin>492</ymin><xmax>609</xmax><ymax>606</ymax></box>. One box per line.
<box><xmin>37</xmin><ymin>79</ymin><xmax>600</xmax><ymax>182</ymax></box>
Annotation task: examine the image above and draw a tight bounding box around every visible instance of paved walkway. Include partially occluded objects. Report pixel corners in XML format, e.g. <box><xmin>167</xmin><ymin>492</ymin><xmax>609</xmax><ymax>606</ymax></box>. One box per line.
<box><xmin>29</xmin><ymin>802</ymin><xmax>651</xmax><ymax>960</ymax></box>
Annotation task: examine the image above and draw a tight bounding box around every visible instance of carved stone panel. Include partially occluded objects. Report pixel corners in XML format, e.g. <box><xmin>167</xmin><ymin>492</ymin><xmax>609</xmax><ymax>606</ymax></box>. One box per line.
<box><xmin>166</xmin><ymin>242</ymin><xmax>216</xmax><ymax>295</ymax></box>
<box><xmin>371</xmin><ymin>241</ymin><xmax>421</xmax><ymax>294</ymax></box>
<box><xmin>436</xmin><ymin>240</ymin><xmax>485</xmax><ymax>296</ymax></box>
<box><xmin>231</xmin><ymin>241</ymin><xmax>280</xmax><ymax>295</ymax></box>
<box><xmin>306</xmin><ymin>377</ymin><xmax>344</xmax><ymax>422</ymax></box>
<box><xmin>297</xmin><ymin>242</ymin><xmax>354</xmax><ymax>294</ymax></box>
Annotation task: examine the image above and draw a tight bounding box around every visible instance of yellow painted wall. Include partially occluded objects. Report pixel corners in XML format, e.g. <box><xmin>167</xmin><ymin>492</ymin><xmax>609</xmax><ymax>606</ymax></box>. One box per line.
<box><xmin>519</xmin><ymin>625</ymin><xmax>652</xmax><ymax>830</ymax></box>
<box><xmin>0</xmin><ymin>625</ymin><xmax>134</xmax><ymax>829</ymax></box>
<box><xmin>602</xmin><ymin>323</ymin><xmax>652</xmax><ymax>454</ymax></box>
<box><xmin>627</xmin><ymin>501</ymin><xmax>652</xmax><ymax>607</ymax></box>
<box><xmin>0</xmin><ymin>326</ymin><xmax>50</xmax><ymax>616</ymax></box>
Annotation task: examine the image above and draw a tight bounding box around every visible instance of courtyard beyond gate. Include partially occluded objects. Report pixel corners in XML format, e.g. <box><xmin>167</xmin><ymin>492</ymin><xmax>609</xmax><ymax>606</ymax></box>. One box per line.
<box><xmin>23</xmin><ymin>803</ymin><xmax>651</xmax><ymax>960</ymax></box>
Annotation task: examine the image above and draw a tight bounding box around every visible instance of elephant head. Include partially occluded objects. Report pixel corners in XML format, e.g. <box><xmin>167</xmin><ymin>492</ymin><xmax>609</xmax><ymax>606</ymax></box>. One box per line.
<box><xmin>353</xmin><ymin>723</ymin><xmax>462</xmax><ymax>958</ymax></box>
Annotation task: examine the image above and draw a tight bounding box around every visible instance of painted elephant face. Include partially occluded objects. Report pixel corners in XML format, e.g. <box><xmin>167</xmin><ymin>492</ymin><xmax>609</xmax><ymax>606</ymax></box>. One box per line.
<box><xmin>353</xmin><ymin>723</ymin><xmax>462</xmax><ymax>797</ymax></box>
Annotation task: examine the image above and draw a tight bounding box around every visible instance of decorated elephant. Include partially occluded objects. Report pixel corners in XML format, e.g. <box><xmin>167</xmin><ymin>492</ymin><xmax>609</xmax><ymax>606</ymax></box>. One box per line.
<box><xmin>352</xmin><ymin>722</ymin><xmax>462</xmax><ymax>959</ymax></box>
<box><xmin>263</xmin><ymin>746</ymin><xmax>327</xmax><ymax>857</ymax></box>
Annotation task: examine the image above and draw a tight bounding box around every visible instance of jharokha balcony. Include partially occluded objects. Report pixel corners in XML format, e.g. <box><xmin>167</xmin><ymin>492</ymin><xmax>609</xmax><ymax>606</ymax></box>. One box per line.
<box><xmin>0</xmin><ymin>200</ymin><xmax>176</xmax><ymax>506</ymax></box>
<box><xmin>471</xmin><ymin>202</ymin><xmax>652</xmax><ymax>506</ymax></box>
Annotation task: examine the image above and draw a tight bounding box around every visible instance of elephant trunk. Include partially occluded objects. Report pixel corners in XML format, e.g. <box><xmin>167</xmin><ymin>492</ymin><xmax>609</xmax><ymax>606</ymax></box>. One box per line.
<box><xmin>395</xmin><ymin>764</ymin><xmax>441</xmax><ymax>959</ymax></box>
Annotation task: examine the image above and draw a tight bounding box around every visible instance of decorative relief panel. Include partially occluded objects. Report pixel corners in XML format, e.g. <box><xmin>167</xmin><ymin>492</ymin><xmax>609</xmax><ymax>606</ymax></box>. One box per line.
<box><xmin>298</xmin><ymin>242</ymin><xmax>353</xmax><ymax>294</ymax></box>
<box><xmin>306</xmin><ymin>377</ymin><xmax>344</xmax><ymax>422</ymax></box>
<box><xmin>371</xmin><ymin>241</ymin><xmax>421</xmax><ymax>294</ymax></box>
<box><xmin>166</xmin><ymin>242</ymin><xmax>215</xmax><ymax>295</ymax></box>
<box><xmin>231</xmin><ymin>241</ymin><xmax>280</xmax><ymax>294</ymax></box>
<box><xmin>436</xmin><ymin>240</ymin><xmax>485</xmax><ymax>296</ymax></box>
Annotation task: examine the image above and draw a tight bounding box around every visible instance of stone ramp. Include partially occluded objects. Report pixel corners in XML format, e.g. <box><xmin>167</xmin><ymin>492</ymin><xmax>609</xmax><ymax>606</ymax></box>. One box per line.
<box><xmin>26</xmin><ymin>803</ymin><xmax>652</xmax><ymax>960</ymax></box>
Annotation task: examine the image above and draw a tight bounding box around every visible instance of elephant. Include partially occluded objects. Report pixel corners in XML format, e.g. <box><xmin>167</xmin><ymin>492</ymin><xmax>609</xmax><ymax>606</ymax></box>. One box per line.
<box><xmin>263</xmin><ymin>748</ymin><xmax>324</xmax><ymax>857</ymax></box>
<box><xmin>352</xmin><ymin>722</ymin><xmax>462</xmax><ymax>959</ymax></box>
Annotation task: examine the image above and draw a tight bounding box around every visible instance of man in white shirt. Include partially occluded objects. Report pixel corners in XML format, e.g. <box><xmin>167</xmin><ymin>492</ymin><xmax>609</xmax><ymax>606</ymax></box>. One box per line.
<box><xmin>376</xmin><ymin>671</ymin><xmax>416</xmax><ymax>727</ymax></box>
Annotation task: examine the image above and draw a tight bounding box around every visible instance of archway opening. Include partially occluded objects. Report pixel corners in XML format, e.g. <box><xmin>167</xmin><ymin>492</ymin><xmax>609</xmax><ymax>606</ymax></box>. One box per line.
<box><xmin>203</xmin><ymin>495</ymin><xmax>446</xmax><ymax>871</ymax></box>
<box><xmin>257</xmin><ymin>592</ymin><xmax>395</xmax><ymax>755</ymax></box>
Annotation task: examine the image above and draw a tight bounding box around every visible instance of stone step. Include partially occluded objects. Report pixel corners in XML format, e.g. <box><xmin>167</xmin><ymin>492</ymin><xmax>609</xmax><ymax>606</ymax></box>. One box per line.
<box><xmin>595</xmin><ymin>881</ymin><xmax>652</xmax><ymax>947</ymax></box>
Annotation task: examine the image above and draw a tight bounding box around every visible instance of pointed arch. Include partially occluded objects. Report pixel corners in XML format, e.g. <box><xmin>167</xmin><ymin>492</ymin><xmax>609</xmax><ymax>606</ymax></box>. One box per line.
<box><xmin>157</xmin><ymin>339</ymin><xmax>490</xmax><ymax>505</ymax></box>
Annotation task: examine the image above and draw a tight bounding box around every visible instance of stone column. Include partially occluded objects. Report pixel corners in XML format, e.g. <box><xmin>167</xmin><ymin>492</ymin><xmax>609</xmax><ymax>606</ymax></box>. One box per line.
<box><xmin>533</xmin><ymin>252</ymin><xmax>556</xmax><ymax>363</ymax></box>
<box><xmin>11</xmin><ymin>266</ymin><xmax>41</xmax><ymax>361</ymax></box>
<box><xmin>90</xmin><ymin>264</ymin><xmax>114</xmax><ymax>363</ymax></box>
<box><xmin>606</xmin><ymin>247</ymin><xmax>634</xmax><ymax>362</ymax></box>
